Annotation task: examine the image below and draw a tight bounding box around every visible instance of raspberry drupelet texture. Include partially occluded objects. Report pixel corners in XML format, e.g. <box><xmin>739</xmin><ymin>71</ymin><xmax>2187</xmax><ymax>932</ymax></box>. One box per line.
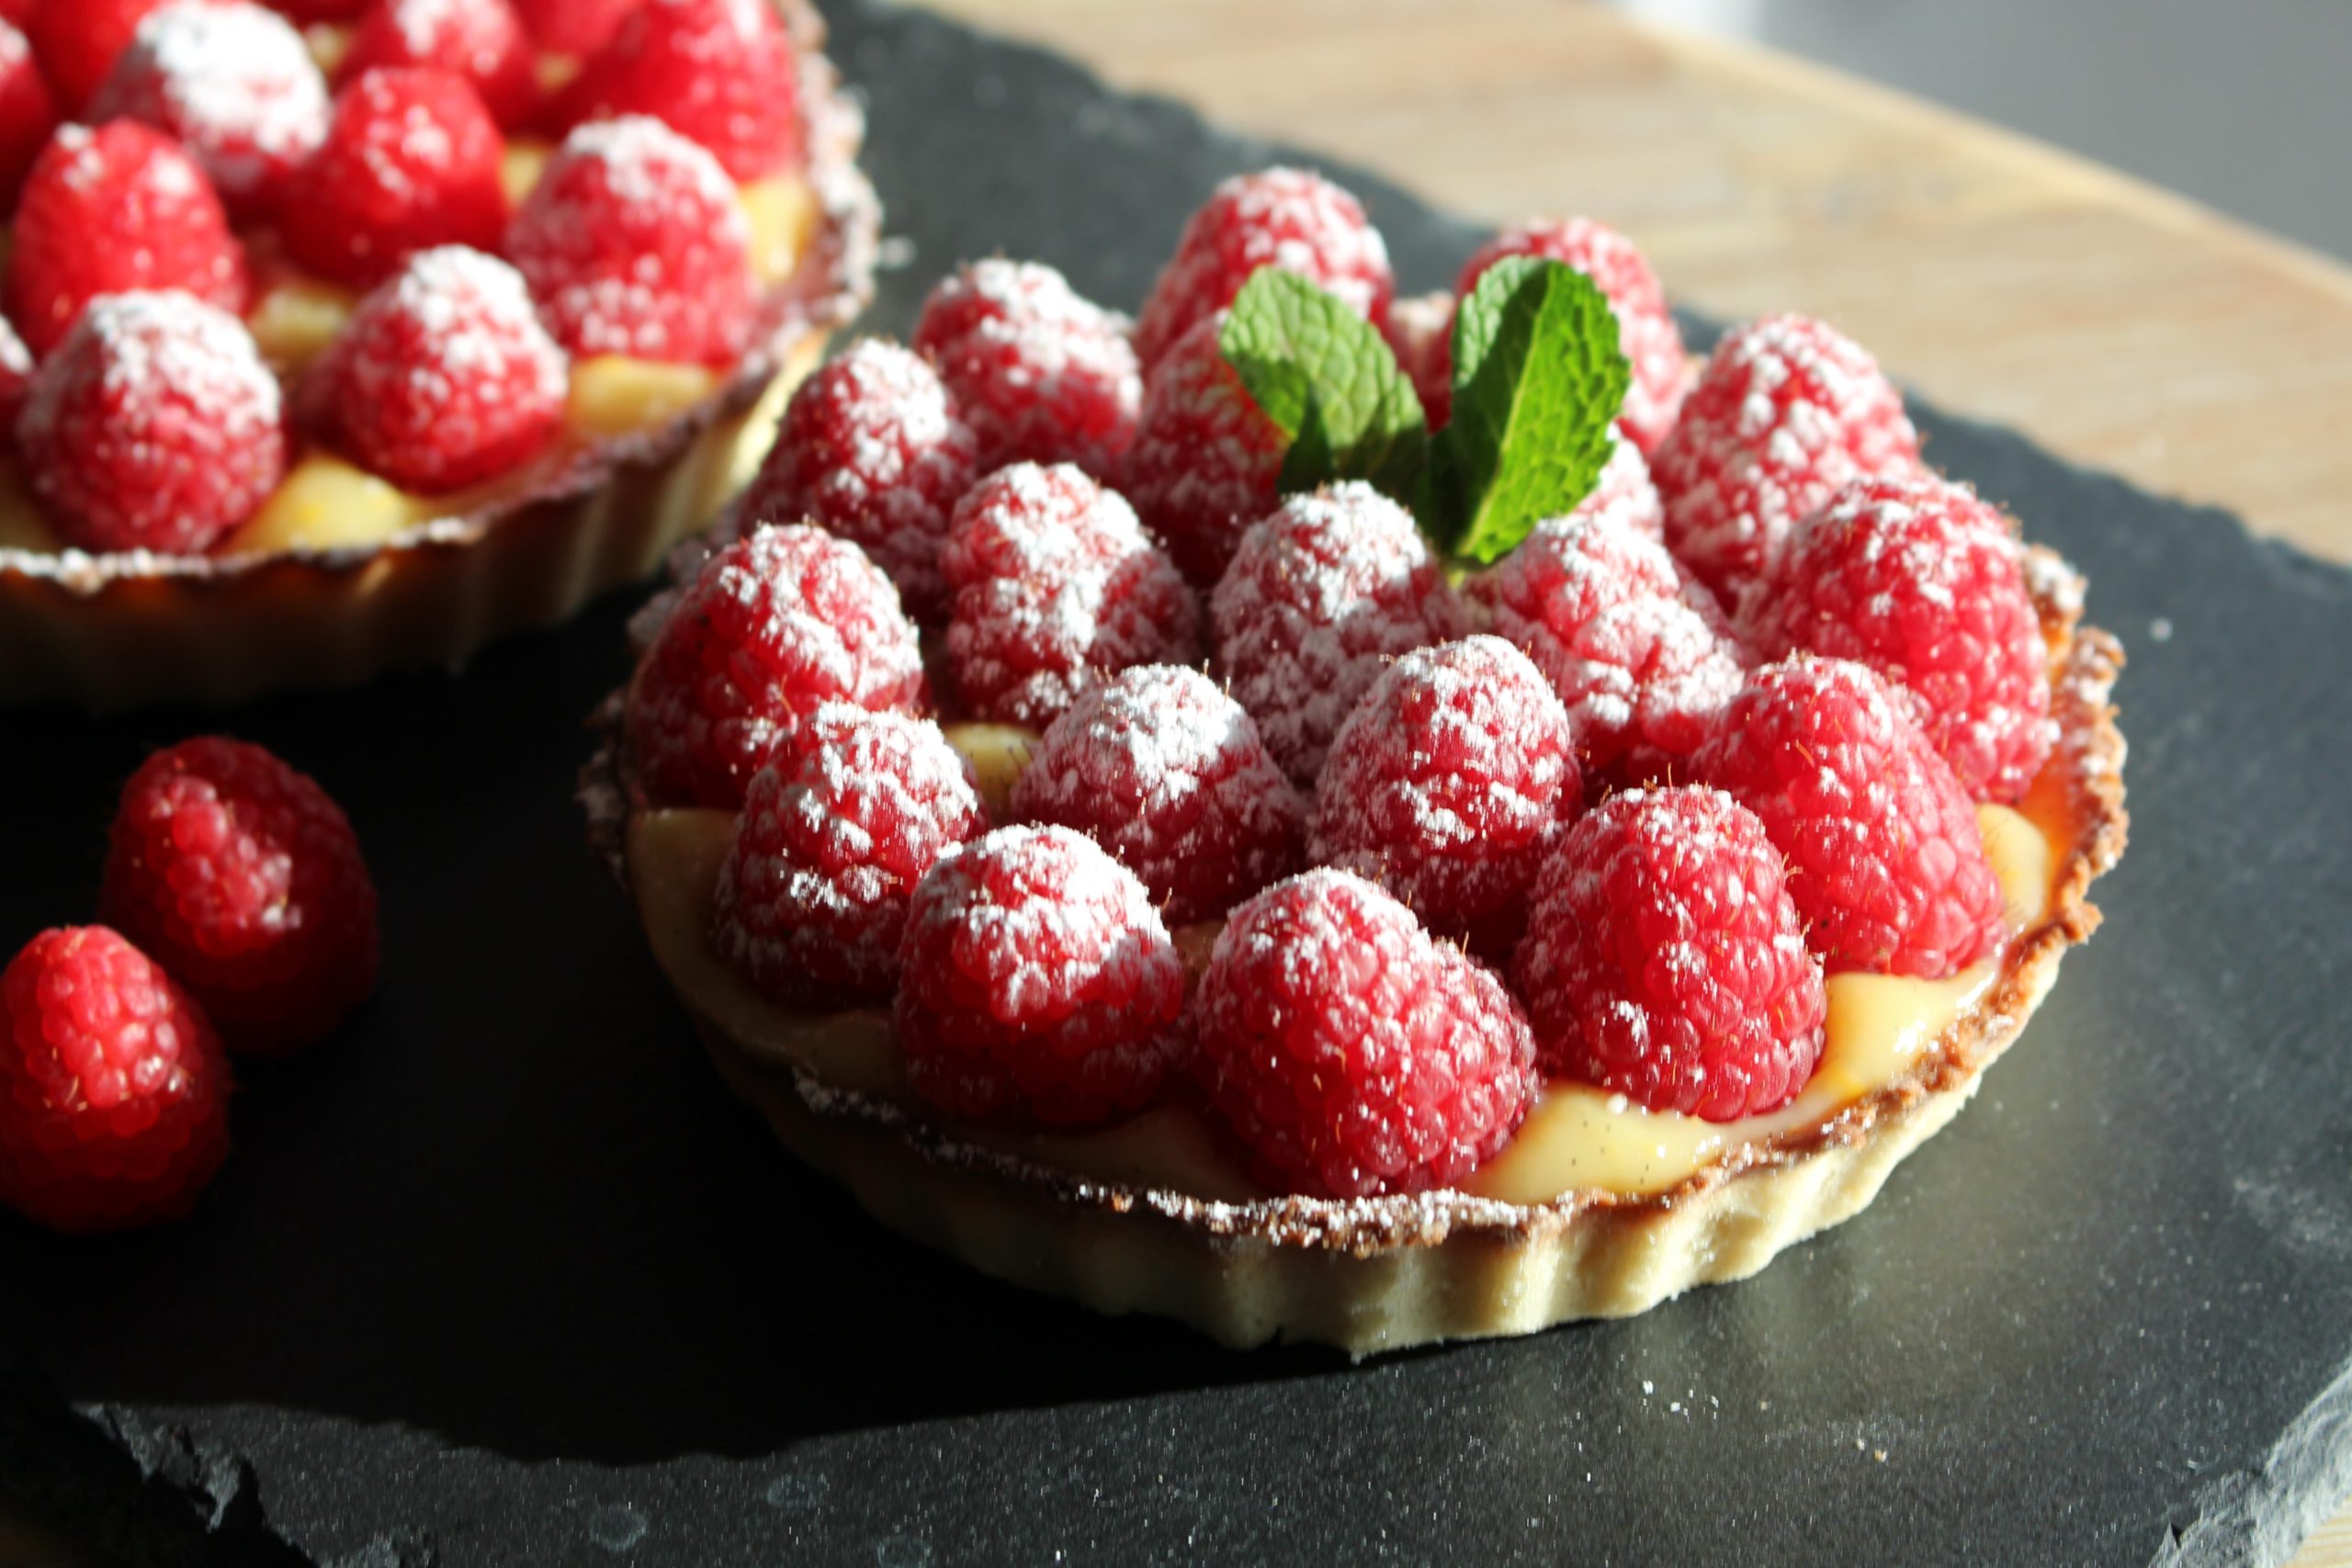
<box><xmin>511</xmin><ymin>0</ymin><xmax>635</xmax><ymax>56</ymax></box>
<box><xmin>317</xmin><ymin>245</ymin><xmax>569</xmax><ymax>493</ymax></box>
<box><xmin>338</xmin><ymin>0</ymin><xmax>538</xmax><ymax>130</ymax></box>
<box><xmin>1130</xmin><ymin>166</ymin><xmax>1394</xmax><ymax>369</ymax></box>
<box><xmin>738</xmin><ymin>339</ymin><xmax>979</xmax><ymax>621</ymax></box>
<box><xmin>1748</xmin><ymin>474</ymin><xmax>2054</xmax><ymax>803</ymax></box>
<box><xmin>628</xmin><ymin>525</ymin><xmax>928</xmax><ymax>809</ymax></box>
<box><xmin>895</xmin><ymin>824</ymin><xmax>1187</xmax><ymax>1129</ymax></box>
<box><xmin>1312</xmin><ymin>636</ymin><xmax>1582</xmax><ymax>937</ymax></box>
<box><xmin>713</xmin><ymin>704</ymin><xmax>989</xmax><ymax>1009</ymax></box>
<box><xmin>88</xmin><ymin>1</ymin><xmax>329</xmax><ymax>215</ymax></box>
<box><xmin>1469</xmin><ymin>489</ymin><xmax>1744</xmax><ymax>781</ymax></box>
<box><xmin>941</xmin><ymin>462</ymin><xmax>1200</xmax><ymax>728</ymax></box>
<box><xmin>1119</xmin><ymin>310</ymin><xmax>1287</xmax><ymax>585</ymax></box>
<box><xmin>1452</xmin><ymin>217</ymin><xmax>1691</xmax><ymax>453</ymax></box>
<box><xmin>280</xmin><ymin>66</ymin><xmax>507</xmax><ymax>289</ymax></box>
<box><xmin>1193</xmin><ymin>869</ymin><xmax>1537</xmax><ymax>1199</ymax></box>
<box><xmin>911</xmin><ymin>258</ymin><xmax>1141</xmax><ymax>480</ymax></box>
<box><xmin>0</xmin><ymin>20</ymin><xmax>60</xmax><ymax>208</ymax></box>
<box><xmin>508</xmin><ymin>115</ymin><xmax>755</xmax><ymax>366</ymax></box>
<box><xmin>0</xmin><ymin>927</ymin><xmax>232</xmax><ymax>1233</ymax></box>
<box><xmin>1512</xmin><ymin>785</ymin><xmax>1826</xmax><ymax>1121</ymax></box>
<box><xmin>100</xmin><ymin>737</ymin><xmax>380</xmax><ymax>1055</ymax></box>
<box><xmin>555</xmin><ymin>0</ymin><xmax>802</xmax><ymax>180</ymax></box>
<box><xmin>1652</xmin><ymin>313</ymin><xmax>1923</xmax><ymax>600</ymax></box>
<box><xmin>18</xmin><ymin>291</ymin><xmax>286</xmax><ymax>555</ymax></box>
<box><xmin>1011</xmin><ymin>664</ymin><xmax>1306</xmax><ymax>925</ymax></box>
<box><xmin>1210</xmin><ymin>481</ymin><xmax>1470</xmax><ymax>785</ymax></box>
<box><xmin>5</xmin><ymin>120</ymin><xmax>248</xmax><ymax>358</ymax></box>
<box><xmin>1693</xmin><ymin>655</ymin><xmax>2007</xmax><ymax>978</ymax></box>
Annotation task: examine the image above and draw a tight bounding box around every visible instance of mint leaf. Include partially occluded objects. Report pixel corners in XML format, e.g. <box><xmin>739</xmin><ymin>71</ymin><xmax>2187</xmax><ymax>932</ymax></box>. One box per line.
<box><xmin>1218</xmin><ymin>270</ymin><xmax>1427</xmax><ymax>503</ymax></box>
<box><xmin>1424</xmin><ymin>257</ymin><xmax>1629</xmax><ymax>564</ymax></box>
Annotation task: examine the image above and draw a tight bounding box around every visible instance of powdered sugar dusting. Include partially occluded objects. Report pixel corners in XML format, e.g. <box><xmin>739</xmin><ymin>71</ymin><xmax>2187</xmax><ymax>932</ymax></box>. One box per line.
<box><xmin>913</xmin><ymin>257</ymin><xmax>1140</xmax><ymax>478</ymax></box>
<box><xmin>90</xmin><ymin>2</ymin><xmax>329</xmax><ymax>208</ymax></box>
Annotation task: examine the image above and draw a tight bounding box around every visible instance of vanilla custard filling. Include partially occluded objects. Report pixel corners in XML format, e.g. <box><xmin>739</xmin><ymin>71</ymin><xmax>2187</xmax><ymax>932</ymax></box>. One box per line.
<box><xmin>628</xmin><ymin>728</ymin><xmax>2064</xmax><ymax>1207</ymax></box>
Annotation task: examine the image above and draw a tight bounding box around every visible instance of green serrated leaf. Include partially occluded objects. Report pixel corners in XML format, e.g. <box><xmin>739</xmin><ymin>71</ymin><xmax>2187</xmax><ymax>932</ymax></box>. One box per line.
<box><xmin>1218</xmin><ymin>270</ymin><xmax>1427</xmax><ymax>505</ymax></box>
<box><xmin>1423</xmin><ymin>256</ymin><xmax>1629</xmax><ymax>564</ymax></box>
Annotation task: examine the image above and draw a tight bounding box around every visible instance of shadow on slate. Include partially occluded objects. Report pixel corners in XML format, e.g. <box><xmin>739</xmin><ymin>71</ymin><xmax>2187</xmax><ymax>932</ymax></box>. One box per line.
<box><xmin>2</xmin><ymin>2</ymin><xmax>2350</xmax><ymax>1564</ymax></box>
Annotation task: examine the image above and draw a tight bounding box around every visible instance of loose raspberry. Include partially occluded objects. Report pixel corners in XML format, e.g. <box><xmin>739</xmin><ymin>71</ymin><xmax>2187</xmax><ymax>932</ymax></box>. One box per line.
<box><xmin>1468</xmin><ymin>486</ymin><xmax>1744</xmax><ymax>780</ymax></box>
<box><xmin>339</xmin><ymin>0</ymin><xmax>537</xmax><ymax>129</ymax></box>
<box><xmin>1693</xmin><ymin>656</ymin><xmax>2007</xmax><ymax>978</ymax></box>
<box><xmin>99</xmin><ymin>737</ymin><xmax>380</xmax><ymax>1055</ymax></box>
<box><xmin>1512</xmin><ymin>785</ymin><xmax>1826</xmax><ymax>1121</ymax></box>
<box><xmin>1652</xmin><ymin>313</ymin><xmax>1923</xmax><ymax>599</ymax></box>
<box><xmin>1011</xmin><ymin>664</ymin><xmax>1305</xmax><ymax>925</ymax></box>
<box><xmin>895</xmin><ymin>824</ymin><xmax>1187</xmax><ymax>1129</ymax></box>
<box><xmin>738</xmin><ymin>339</ymin><xmax>979</xmax><ymax>620</ymax></box>
<box><xmin>0</xmin><ymin>928</ymin><xmax>231</xmax><ymax>1233</ymax></box>
<box><xmin>911</xmin><ymin>258</ymin><xmax>1141</xmax><ymax>480</ymax></box>
<box><xmin>1119</xmin><ymin>310</ymin><xmax>1287</xmax><ymax>585</ymax></box>
<box><xmin>941</xmin><ymin>462</ymin><xmax>1200</xmax><ymax>729</ymax></box>
<box><xmin>0</xmin><ymin>20</ymin><xmax>57</xmax><ymax>208</ymax></box>
<box><xmin>713</xmin><ymin>704</ymin><xmax>989</xmax><ymax>1009</ymax></box>
<box><xmin>1209</xmin><ymin>481</ymin><xmax>1469</xmax><ymax>784</ymax></box>
<box><xmin>554</xmin><ymin>0</ymin><xmax>800</xmax><ymax>179</ymax></box>
<box><xmin>88</xmin><ymin>2</ymin><xmax>329</xmax><ymax>215</ymax></box>
<box><xmin>1131</xmin><ymin>167</ymin><xmax>1393</xmax><ymax>370</ymax></box>
<box><xmin>628</xmin><ymin>525</ymin><xmax>927</xmax><ymax>809</ymax></box>
<box><xmin>314</xmin><ymin>245</ymin><xmax>569</xmax><ymax>493</ymax></box>
<box><xmin>508</xmin><ymin>115</ymin><xmax>754</xmax><ymax>366</ymax></box>
<box><xmin>1312</xmin><ymin>636</ymin><xmax>1581</xmax><ymax>936</ymax></box>
<box><xmin>1747</xmin><ymin>475</ymin><xmax>2054</xmax><ymax>803</ymax></box>
<box><xmin>1452</xmin><ymin>217</ymin><xmax>1690</xmax><ymax>453</ymax></box>
<box><xmin>26</xmin><ymin>0</ymin><xmax>193</xmax><ymax>113</ymax></box>
<box><xmin>18</xmin><ymin>291</ymin><xmax>285</xmax><ymax>555</ymax></box>
<box><xmin>1194</xmin><ymin>869</ymin><xmax>1536</xmax><ymax>1198</ymax></box>
<box><xmin>280</xmin><ymin>67</ymin><xmax>507</xmax><ymax>288</ymax></box>
<box><xmin>511</xmin><ymin>0</ymin><xmax>636</xmax><ymax>57</ymax></box>
<box><xmin>5</xmin><ymin>120</ymin><xmax>248</xmax><ymax>358</ymax></box>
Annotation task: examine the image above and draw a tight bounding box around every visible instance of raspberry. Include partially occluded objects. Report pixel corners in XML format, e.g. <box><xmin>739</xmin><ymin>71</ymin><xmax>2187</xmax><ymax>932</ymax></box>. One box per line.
<box><xmin>99</xmin><ymin>737</ymin><xmax>381</xmax><ymax>1055</ymax></box>
<box><xmin>1653</xmin><ymin>313</ymin><xmax>1923</xmax><ymax>599</ymax></box>
<box><xmin>312</xmin><ymin>245</ymin><xmax>568</xmax><ymax>493</ymax></box>
<box><xmin>712</xmin><ymin>704</ymin><xmax>989</xmax><ymax>1009</ymax></box>
<box><xmin>628</xmin><ymin>525</ymin><xmax>927</xmax><ymax>809</ymax></box>
<box><xmin>0</xmin><ymin>927</ymin><xmax>232</xmax><ymax>1233</ymax></box>
<box><xmin>1209</xmin><ymin>481</ymin><xmax>1469</xmax><ymax>784</ymax></box>
<box><xmin>1119</xmin><ymin>310</ymin><xmax>1287</xmax><ymax>585</ymax></box>
<box><xmin>1311</xmin><ymin>636</ymin><xmax>1581</xmax><ymax>936</ymax></box>
<box><xmin>25</xmin><ymin>0</ymin><xmax>194</xmax><ymax>113</ymax></box>
<box><xmin>1468</xmin><ymin>488</ymin><xmax>1744</xmax><ymax>779</ymax></box>
<box><xmin>1131</xmin><ymin>167</ymin><xmax>1393</xmax><ymax>370</ymax></box>
<box><xmin>5</xmin><ymin>120</ymin><xmax>248</xmax><ymax>358</ymax></box>
<box><xmin>511</xmin><ymin>0</ymin><xmax>635</xmax><ymax>57</ymax></box>
<box><xmin>1747</xmin><ymin>475</ymin><xmax>2054</xmax><ymax>803</ymax></box>
<box><xmin>1511</xmin><ymin>786</ymin><xmax>1825</xmax><ymax>1121</ymax></box>
<box><xmin>895</xmin><ymin>824</ymin><xmax>1186</xmax><ymax>1129</ymax></box>
<box><xmin>1193</xmin><ymin>869</ymin><xmax>1536</xmax><ymax>1198</ymax></box>
<box><xmin>18</xmin><ymin>291</ymin><xmax>286</xmax><ymax>555</ymax></box>
<box><xmin>88</xmin><ymin>2</ymin><xmax>329</xmax><ymax>216</ymax></box>
<box><xmin>508</xmin><ymin>115</ymin><xmax>754</xmax><ymax>366</ymax></box>
<box><xmin>339</xmin><ymin>0</ymin><xmax>537</xmax><ymax>130</ymax></box>
<box><xmin>1453</xmin><ymin>217</ymin><xmax>1691</xmax><ymax>454</ymax></box>
<box><xmin>1382</xmin><ymin>288</ymin><xmax>1453</xmax><ymax>430</ymax></box>
<box><xmin>269</xmin><ymin>0</ymin><xmax>369</xmax><ymax>21</ymax></box>
<box><xmin>0</xmin><ymin>19</ymin><xmax>57</xmax><ymax>208</ymax></box>
<box><xmin>554</xmin><ymin>0</ymin><xmax>801</xmax><ymax>179</ymax></box>
<box><xmin>0</xmin><ymin>313</ymin><xmax>31</xmax><ymax>448</ymax></box>
<box><xmin>941</xmin><ymin>462</ymin><xmax>1200</xmax><ymax>728</ymax></box>
<box><xmin>1693</xmin><ymin>655</ymin><xmax>2007</xmax><ymax>978</ymax></box>
<box><xmin>738</xmin><ymin>339</ymin><xmax>979</xmax><ymax>620</ymax></box>
<box><xmin>280</xmin><ymin>67</ymin><xmax>507</xmax><ymax>289</ymax></box>
<box><xmin>1010</xmin><ymin>664</ymin><xmax>1305</xmax><ymax>925</ymax></box>
<box><xmin>911</xmin><ymin>258</ymin><xmax>1141</xmax><ymax>480</ymax></box>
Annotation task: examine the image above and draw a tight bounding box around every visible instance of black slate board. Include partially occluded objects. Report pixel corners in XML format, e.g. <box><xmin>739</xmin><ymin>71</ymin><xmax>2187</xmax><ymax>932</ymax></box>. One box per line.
<box><xmin>5</xmin><ymin>4</ymin><xmax>2352</xmax><ymax>1564</ymax></box>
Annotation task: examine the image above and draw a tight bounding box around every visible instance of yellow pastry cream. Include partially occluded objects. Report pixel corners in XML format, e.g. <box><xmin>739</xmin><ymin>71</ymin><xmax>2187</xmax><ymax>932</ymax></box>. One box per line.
<box><xmin>626</xmin><ymin>726</ymin><xmax>2065</xmax><ymax>1208</ymax></box>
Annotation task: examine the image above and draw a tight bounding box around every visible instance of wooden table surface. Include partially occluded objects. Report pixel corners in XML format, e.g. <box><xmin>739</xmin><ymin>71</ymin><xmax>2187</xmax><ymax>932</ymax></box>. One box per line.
<box><xmin>6</xmin><ymin>2</ymin><xmax>2348</xmax><ymax>1562</ymax></box>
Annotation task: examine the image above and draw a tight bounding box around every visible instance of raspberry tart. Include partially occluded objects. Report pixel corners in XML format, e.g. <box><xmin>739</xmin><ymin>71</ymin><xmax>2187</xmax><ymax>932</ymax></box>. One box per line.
<box><xmin>0</xmin><ymin>0</ymin><xmax>876</xmax><ymax>707</ymax></box>
<box><xmin>587</xmin><ymin>170</ymin><xmax>2128</xmax><ymax>1354</ymax></box>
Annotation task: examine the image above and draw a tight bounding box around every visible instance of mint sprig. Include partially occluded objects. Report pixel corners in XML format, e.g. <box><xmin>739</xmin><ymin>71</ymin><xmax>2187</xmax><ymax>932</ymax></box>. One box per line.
<box><xmin>1217</xmin><ymin>270</ymin><xmax>1427</xmax><ymax>506</ymax></box>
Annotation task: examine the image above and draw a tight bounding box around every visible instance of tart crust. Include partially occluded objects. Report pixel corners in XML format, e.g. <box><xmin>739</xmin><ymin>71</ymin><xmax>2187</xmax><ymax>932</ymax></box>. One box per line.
<box><xmin>583</xmin><ymin>551</ymin><xmax>2127</xmax><ymax>1355</ymax></box>
<box><xmin>0</xmin><ymin>0</ymin><xmax>878</xmax><ymax>710</ymax></box>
